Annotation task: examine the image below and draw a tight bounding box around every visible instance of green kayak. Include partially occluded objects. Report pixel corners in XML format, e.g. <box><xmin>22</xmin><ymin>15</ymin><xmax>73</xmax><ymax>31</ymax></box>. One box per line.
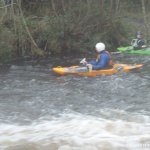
<box><xmin>117</xmin><ymin>46</ymin><xmax>150</xmax><ymax>55</ymax></box>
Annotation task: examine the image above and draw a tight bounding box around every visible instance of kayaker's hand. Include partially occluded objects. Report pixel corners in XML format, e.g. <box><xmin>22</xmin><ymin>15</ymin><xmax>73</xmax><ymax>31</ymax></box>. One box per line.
<box><xmin>141</xmin><ymin>45</ymin><xmax>147</xmax><ymax>48</ymax></box>
<box><xmin>86</xmin><ymin>64</ymin><xmax>92</xmax><ymax>72</ymax></box>
<box><xmin>80</xmin><ymin>58</ymin><xmax>87</xmax><ymax>65</ymax></box>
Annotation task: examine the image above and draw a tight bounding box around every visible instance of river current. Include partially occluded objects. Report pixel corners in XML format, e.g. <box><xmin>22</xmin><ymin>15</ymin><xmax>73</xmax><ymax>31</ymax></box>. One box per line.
<box><xmin>0</xmin><ymin>54</ymin><xmax>150</xmax><ymax>150</ymax></box>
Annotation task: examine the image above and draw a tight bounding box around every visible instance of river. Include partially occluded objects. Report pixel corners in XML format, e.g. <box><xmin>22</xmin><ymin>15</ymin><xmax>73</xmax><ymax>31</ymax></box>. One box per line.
<box><xmin>0</xmin><ymin>54</ymin><xmax>150</xmax><ymax>150</ymax></box>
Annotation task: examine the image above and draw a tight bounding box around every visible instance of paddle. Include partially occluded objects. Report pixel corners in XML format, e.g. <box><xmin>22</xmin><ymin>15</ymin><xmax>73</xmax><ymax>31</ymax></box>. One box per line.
<box><xmin>80</xmin><ymin>58</ymin><xmax>87</xmax><ymax>65</ymax></box>
<box><xmin>79</xmin><ymin>58</ymin><xmax>94</xmax><ymax>72</ymax></box>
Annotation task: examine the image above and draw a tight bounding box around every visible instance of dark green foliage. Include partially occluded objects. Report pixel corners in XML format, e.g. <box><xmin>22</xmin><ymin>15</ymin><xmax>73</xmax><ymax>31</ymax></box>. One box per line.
<box><xmin>0</xmin><ymin>27</ymin><xmax>16</xmax><ymax>63</ymax></box>
<box><xmin>0</xmin><ymin>0</ymin><xmax>149</xmax><ymax>63</ymax></box>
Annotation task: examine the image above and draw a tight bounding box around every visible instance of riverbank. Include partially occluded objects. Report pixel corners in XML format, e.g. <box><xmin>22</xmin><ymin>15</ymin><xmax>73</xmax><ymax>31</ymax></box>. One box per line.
<box><xmin>0</xmin><ymin>1</ymin><xmax>149</xmax><ymax>63</ymax></box>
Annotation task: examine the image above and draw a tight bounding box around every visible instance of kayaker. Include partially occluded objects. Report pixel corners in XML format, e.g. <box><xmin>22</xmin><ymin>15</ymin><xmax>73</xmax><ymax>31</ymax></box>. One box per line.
<box><xmin>131</xmin><ymin>31</ymin><xmax>147</xmax><ymax>50</ymax></box>
<box><xmin>80</xmin><ymin>42</ymin><xmax>113</xmax><ymax>71</ymax></box>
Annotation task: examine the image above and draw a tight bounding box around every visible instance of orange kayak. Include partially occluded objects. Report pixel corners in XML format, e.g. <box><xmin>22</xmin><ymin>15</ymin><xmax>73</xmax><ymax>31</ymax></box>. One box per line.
<box><xmin>52</xmin><ymin>63</ymin><xmax>143</xmax><ymax>77</ymax></box>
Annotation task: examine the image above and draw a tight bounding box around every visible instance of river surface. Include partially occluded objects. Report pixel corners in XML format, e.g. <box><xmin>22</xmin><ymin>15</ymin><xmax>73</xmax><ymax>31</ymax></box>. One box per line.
<box><xmin>0</xmin><ymin>54</ymin><xmax>150</xmax><ymax>150</ymax></box>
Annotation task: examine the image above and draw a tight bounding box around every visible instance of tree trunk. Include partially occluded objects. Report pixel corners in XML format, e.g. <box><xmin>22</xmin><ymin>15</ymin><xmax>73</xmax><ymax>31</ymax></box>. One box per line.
<box><xmin>86</xmin><ymin>0</ymin><xmax>91</xmax><ymax>13</ymax></box>
<box><xmin>141</xmin><ymin>0</ymin><xmax>149</xmax><ymax>38</ymax></box>
<box><xmin>16</xmin><ymin>0</ymin><xmax>44</xmax><ymax>56</ymax></box>
<box><xmin>61</xmin><ymin>0</ymin><xmax>65</xmax><ymax>12</ymax></box>
<box><xmin>116</xmin><ymin>0</ymin><xmax>120</xmax><ymax>13</ymax></box>
<box><xmin>99</xmin><ymin>0</ymin><xmax>105</xmax><ymax>12</ymax></box>
<box><xmin>51</xmin><ymin>0</ymin><xmax>58</xmax><ymax>16</ymax></box>
<box><xmin>0</xmin><ymin>0</ymin><xmax>8</xmax><ymax>23</ymax></box>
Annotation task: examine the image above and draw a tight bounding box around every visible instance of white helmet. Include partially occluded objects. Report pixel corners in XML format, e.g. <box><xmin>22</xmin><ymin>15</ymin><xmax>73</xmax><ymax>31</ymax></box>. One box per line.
<box><xmin>95</xmin><ymin>42</ymin><xmax>105</xmax><ymax>52</ymax></box>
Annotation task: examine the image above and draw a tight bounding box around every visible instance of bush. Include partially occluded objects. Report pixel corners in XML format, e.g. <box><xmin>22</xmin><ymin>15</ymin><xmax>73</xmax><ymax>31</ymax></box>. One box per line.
<box><xmin>0</xmin><ymin>27</ymin><xmax>16</xmax><ymax>63</ymax></box>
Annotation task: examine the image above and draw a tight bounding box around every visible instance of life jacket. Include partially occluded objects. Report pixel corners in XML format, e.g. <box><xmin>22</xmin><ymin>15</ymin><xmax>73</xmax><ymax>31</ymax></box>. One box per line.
<box><xmin>131</xmin><ymin>38</ymin><xmax>146</xmax><ymax>48</ymax></box>
<box><xmin>96</xmin><ymin>51</ymin><xmax>113</xmax><ymax>66</ymax></box>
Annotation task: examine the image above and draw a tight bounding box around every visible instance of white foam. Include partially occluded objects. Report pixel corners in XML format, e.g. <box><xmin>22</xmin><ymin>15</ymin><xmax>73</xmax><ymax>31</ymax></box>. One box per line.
<box><xmin>0</xmin><ymin>112</ymin><xmax>150</xmax><ymax>150</ymax></box>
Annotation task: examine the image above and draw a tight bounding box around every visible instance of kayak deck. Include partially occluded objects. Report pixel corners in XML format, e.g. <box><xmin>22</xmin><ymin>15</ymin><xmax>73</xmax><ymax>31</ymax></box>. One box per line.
<box><xmin>52</xmin><ymin>64</ymin><xmax>143</xmax><ymax>77</ymax></box>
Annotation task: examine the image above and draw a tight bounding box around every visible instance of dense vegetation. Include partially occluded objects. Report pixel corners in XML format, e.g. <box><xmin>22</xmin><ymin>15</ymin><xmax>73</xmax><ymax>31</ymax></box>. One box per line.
<box><xmin>0</xmin><ymin>0</ymin><xmax>150</xmax><ymax>63</ymax></box>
